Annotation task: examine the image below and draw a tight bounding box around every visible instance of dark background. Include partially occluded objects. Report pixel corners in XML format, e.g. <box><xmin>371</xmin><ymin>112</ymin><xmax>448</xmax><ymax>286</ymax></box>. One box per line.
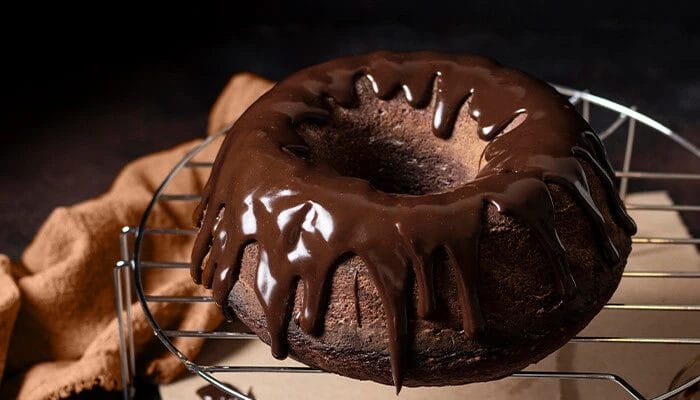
<box><xmin>1</xmin><ymin>1</ymin><xmax>699</xmax><ymax>398</ymax></box>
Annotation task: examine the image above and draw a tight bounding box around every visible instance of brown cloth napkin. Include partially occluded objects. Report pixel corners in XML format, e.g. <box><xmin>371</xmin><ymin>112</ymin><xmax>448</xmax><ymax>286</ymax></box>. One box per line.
<box><xmin>0</xmin><ymin>73</ymin><xmax>274</xmax><ymax>399</ymax></box>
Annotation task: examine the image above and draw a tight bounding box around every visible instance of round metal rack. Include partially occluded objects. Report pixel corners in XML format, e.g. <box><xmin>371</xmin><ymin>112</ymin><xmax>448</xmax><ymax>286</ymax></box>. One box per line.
<box><xmin>114</xmin><ymin>85</ymin><xmax>700</xmax><ymax>400</ymax></box>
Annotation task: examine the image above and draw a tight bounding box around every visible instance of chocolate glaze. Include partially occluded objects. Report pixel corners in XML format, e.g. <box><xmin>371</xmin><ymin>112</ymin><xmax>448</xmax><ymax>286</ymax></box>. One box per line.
<box><xmin>197</xmin><ymin>384</ymin><xmax>251</xmax><ymax>400</ymax></box>
<box><xmin>190</xmin><ymin>51</ymin><xmax>636</xmax><ymax>390</ymax></box>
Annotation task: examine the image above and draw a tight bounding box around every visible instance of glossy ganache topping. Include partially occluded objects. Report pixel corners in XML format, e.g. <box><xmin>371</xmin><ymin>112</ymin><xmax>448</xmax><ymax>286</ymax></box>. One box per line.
<box><xmin>190</xmin><ymin>51</ymin><xmax>636</xmax><ymax>390</ymax></box>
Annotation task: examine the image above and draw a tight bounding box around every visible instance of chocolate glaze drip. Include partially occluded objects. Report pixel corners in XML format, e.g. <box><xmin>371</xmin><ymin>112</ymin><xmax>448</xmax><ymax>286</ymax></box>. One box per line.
<box><xmin>190</xmin><ymin>51</ymin><xmax>637</xmax><ymax>391</ymax></box>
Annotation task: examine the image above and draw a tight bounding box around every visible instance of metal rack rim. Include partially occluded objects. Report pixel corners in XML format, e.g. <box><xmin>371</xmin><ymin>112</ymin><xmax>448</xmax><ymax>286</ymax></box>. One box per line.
<box><xmin>130</xmin><ymin>131</ymin><xmax>235</xmax><ymax>398</ymax></box>
<box><xmin>115</xmin><ymin>87</ymin><xmax>700</xmax><ymax>400</ymax></box>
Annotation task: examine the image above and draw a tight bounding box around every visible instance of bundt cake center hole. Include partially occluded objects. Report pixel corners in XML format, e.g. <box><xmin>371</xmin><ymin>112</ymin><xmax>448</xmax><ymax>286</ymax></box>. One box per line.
<box><xmin>302</xmin><ymin>136</ymin><xmax>468</xmax><ymax>195</ymax></box>
<box><xmin>294</xmin><ymin>77</ymin><xmax>487</xmax><ymax>195</ymax></box>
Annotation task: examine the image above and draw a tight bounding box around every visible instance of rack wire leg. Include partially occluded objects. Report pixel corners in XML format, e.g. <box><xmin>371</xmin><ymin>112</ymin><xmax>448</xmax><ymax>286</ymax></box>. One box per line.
<box><xmin>114</xmin><ymin>262</ymin><xmax>134</xmax><ymax>399</ymax></box>
<box><xmin>120</xmin><ymin>227</ymin><xmax>137</xmax><ymax>384</ymax></box>
<box><xmin>619</xmin><ymin>107</ymin><xmax>637</xmax><ymax>199</ymax></box>
<box><xmin>115</xmin><ymin>226</ymin><xmax>137</xmax><ymax>399</ymax></box>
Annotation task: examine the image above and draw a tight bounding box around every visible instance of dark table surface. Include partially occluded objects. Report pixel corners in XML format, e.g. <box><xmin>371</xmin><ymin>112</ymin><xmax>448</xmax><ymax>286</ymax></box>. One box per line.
<box><xmin>1</xmin><ymin>2</ymin><xmax>698</xmax><ymax>398</ymax></box>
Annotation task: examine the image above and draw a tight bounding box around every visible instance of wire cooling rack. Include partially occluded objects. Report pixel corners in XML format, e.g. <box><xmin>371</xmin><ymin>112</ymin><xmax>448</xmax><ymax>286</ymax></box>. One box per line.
<box><xmin>114</xmin><ymin>85</ymin><xmax>700</xmax><ymax>400</ymax></box>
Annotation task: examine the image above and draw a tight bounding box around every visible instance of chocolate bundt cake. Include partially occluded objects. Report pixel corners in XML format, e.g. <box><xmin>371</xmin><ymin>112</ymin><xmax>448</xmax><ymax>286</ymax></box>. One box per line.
<box><xmin>191</xmin><ymin>51</ymin><xmax>636</xmax><ymax>390</ymax></box>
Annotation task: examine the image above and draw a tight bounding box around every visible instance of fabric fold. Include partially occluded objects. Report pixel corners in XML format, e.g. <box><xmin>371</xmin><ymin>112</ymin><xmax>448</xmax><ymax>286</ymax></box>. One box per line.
<box><xmin>0</xmin><ymin>72</ymin><xmax>274</xmax><ymax>399</ymax></box>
